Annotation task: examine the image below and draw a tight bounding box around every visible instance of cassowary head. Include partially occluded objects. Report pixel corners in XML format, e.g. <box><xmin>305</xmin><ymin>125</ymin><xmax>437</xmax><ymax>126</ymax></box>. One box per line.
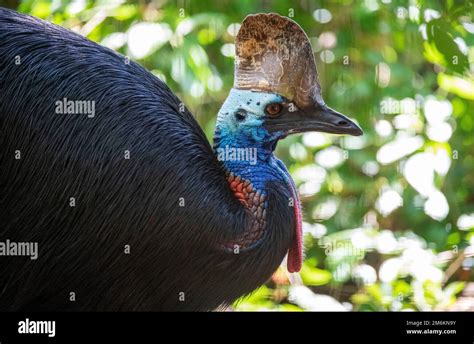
<box><xmin>214</xmin><ymin>13</ymin><xmax>363</xmax><ymax>273</ymax></box>
<box><xmin>215</xmin><ymin>13</ymin><xmax>362</xmax><ymax>150</ymax></box>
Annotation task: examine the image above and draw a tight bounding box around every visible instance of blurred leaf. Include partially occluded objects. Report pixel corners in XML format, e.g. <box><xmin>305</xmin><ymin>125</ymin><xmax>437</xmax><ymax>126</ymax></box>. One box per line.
<box><xmin>300</xmin><ymin>264</ymin><xmax>332</xmax><ymax>286</ymax></box>
<box><xmin>426</xmin><ymin>19</ymin><xmax>469</xmax><ymax>74</ymax></box>
<box><xmin>438</xmin><ymin>73</ymin><xmax>474</xmax><ymax>100</ymax></box>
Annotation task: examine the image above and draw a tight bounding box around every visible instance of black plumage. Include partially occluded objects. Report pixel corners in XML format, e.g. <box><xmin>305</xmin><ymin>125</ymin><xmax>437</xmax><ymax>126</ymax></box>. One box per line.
<box><xmin>0</xmin><ymin>8</ymin><xmax>294</xmax><ymax>310</ymax></box>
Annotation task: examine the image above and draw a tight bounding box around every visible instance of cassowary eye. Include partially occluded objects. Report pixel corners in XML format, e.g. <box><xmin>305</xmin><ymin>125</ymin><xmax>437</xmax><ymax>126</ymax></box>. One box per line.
<box><xmin>265</xmin><ymin>103</ymin><xmax>282</xmax><ymax>116</ymax></box>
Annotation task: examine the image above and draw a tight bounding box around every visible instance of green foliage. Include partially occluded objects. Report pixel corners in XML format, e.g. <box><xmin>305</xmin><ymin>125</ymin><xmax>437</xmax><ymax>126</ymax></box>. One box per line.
<box><xmin>11</xmin><ymin>0</ymin><xmax>474</xmax><ymax>311</ymax></box>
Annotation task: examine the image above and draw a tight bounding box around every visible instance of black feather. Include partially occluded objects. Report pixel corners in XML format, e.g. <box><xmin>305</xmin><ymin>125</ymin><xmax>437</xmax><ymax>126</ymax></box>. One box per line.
<box><xmin>0</xmin><ymin>8</ymin><xmax>294</xmax><ymax>311</ymax></box>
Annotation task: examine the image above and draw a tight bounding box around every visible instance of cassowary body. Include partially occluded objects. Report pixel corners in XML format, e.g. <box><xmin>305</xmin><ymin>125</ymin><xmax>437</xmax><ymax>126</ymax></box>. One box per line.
<box><xmin>0</xmin><ymin>9</ymin><xmax>361</xmax><ymax>311</ymax></box>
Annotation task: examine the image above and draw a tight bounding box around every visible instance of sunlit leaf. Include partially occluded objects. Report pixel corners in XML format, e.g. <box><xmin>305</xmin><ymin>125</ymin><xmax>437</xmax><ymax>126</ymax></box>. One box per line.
<box><xmin>300</xmin><ymin>264</ymin><xmax>332</xmax><ymax>286</ymax></box>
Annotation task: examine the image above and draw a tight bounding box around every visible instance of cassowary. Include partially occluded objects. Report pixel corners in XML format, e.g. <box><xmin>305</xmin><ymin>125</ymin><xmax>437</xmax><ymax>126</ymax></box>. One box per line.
<box><xmin>0</xmin><ymin>9</ymin><xmax>362</xmax><ymax>311</ymax></box>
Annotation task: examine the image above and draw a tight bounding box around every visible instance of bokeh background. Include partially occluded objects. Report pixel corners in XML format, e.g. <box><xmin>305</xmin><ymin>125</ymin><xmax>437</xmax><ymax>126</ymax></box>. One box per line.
<box><xmin>2</xmin><ymin>0</ymin><xmax>473</xmax><ymax>311</ymax></box>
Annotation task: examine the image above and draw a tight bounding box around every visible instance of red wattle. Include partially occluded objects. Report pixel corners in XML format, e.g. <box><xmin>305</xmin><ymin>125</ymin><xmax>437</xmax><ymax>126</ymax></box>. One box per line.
<box><xmin>272</xmin><ymin>158</ymin><xmax>303</xmax><ymax>273</ymax></box>
<box><xmin>287</xmin><ymin>191</ymin><xmax>302</xmax><ymax>273</ymax></box>
<box><xmin>282</xmin><ymin>166</ymin><xmax>303</xmax><ymax>273</ymax></box>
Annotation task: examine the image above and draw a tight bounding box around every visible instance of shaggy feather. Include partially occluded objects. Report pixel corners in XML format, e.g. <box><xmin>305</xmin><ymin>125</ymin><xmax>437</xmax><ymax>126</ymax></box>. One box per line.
<box><xmin>0</xmin><ymin>8</ymin><xmax>294</xmax><ymax>311</ymax></box>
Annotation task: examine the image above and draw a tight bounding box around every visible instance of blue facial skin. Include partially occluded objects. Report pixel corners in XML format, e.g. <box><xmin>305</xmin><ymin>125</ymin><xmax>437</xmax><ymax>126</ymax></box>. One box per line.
<box><xmin>213</xmin><ymin>88</ymin><xmax>291</xmax><ymax>193</ymax></box>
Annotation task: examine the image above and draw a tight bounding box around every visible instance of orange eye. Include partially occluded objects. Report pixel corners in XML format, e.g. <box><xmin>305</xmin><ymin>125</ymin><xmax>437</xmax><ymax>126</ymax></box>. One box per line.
<box><xmin>265</xmin><ymin>103</ymin><xmax>282</xmax><ymax>116</ymax></box>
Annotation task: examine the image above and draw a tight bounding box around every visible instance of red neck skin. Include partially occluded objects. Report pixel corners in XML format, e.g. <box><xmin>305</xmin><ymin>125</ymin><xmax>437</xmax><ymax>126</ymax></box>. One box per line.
<box><xmin>224</xmin><ymin>159</ymin><xmax>303</xmax><ymax>272</ymax></box>
<box><xmin>271</xmin><ymin>158</ymin><xmax>303</xmax><ymax>273</ymax></box>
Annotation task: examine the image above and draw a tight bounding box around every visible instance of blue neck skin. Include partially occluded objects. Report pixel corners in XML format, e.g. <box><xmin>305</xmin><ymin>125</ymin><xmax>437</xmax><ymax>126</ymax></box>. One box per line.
<box><xmin>213</xmin><ymin>89</ymin><xmax>292</xmax><ymax>194</ymax></box>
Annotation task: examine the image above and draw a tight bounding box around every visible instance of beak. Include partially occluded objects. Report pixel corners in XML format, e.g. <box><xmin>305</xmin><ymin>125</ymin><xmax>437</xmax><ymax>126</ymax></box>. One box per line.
<box><xmin>266</xmin><ymin>104</ymin><xmax>363</xmax><ymax>137</ymax></box>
